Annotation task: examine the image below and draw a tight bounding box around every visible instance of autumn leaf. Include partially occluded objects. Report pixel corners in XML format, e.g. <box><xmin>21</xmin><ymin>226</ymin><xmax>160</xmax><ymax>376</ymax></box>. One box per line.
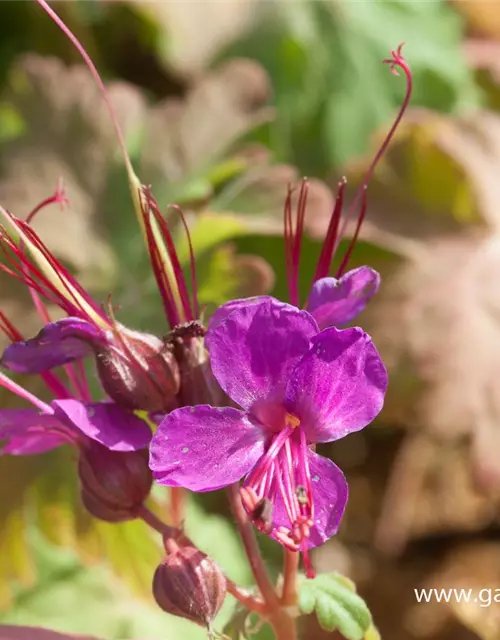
<box><xmin>341</xmin><ymin>108</ymin><xmax>500</xmax><ymax>554</ymax></box>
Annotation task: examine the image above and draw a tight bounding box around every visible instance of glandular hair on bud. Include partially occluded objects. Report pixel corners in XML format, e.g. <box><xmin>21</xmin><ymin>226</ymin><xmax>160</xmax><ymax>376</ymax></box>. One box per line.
<box><xmin>78</xmin><ymin>441</ymin><xmax>152</xmax><ymax>522</ymax></box>
<box><xmin>153</xmin><ymin>547</ymin><xmax>226</xmax><ymax>628</ymax></box>
<box><xmin>96</xmin><ymin>326</ymin><xmax>180</xmax><ymax>413</ymax></box>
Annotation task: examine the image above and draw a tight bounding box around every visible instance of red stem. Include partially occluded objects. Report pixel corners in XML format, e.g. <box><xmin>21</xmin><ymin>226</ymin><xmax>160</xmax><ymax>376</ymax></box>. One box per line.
<box><xmin>281</xmin><ymin>549</ymin><xmax>299</xmax><ymax>606</ymax></box>
<box><xmin>227</xmin><ymin>483</ymin><xmax>278</xmax><ymax>608</ymax></box>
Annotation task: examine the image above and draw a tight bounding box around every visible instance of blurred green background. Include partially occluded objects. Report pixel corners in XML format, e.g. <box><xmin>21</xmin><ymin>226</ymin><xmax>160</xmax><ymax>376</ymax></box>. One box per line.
<box><xmin>2</xmin><ymin>1</ymin><xmax>500</xmax><ymax>639</ymax></box>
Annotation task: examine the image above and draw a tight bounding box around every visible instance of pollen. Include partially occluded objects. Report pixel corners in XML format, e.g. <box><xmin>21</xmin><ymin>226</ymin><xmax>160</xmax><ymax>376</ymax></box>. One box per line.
<box><xmin>285</xmin><ymin>413</ymin><xmax>300</xmax><ymax>429</ymax></box>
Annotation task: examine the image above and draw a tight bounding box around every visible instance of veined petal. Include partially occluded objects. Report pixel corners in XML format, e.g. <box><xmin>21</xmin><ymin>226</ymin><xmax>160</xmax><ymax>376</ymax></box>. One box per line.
<box><xmin>51</xmin><ymin>399</ymin><xmax>152</xmax><ymax>451</ymax></box>
<box><xmin>1</xmin><ymin>318</ymin><xmax>107</xmax><ymax>373</ymax></box>
<box><xmin>150</xmin><ymin>405</ymin><xmax>266</xmax><ymax>491</ymax></box>
<box><xmin>306</xmin><ymin>451</ymin><xmax>348</xmax><ymax>547</ymax></box>
<box><xmin>206</xmin><ymin>298</ymin><xmax>318</xmax><ymax>411</ymax></box>
<box><xmin>286</xmin><ymin>327</ymin><xmax>387</xmax><ymax>443</ymax></box>
<box><xmin>208</xmin><ymin>296</ymin><xmax>274</xmax><ymax>332</ymax></box>
<box><xmin>307</xmin><ymin>267</ymin><xmax>380</xmax><ymax>330</ymax></box>
<box><xmin>0</xmin><ymin>409</ymin><xmax>69</xmax><ymax>454</ymax></box>
<box><xmin>269</xmin><ymin>450</ymin><xmax>348</xmax><ymax>548</ymax></box>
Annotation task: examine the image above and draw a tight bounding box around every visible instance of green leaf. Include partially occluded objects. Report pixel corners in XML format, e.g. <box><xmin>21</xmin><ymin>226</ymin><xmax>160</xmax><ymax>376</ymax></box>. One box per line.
<box><xmin>364</xmin><ymin>624</ymin><xmax>382</xmax><ymax>640</ymax></box>
<box><xmin>219</xmin><ymin>0</ymin><xmax>479</xmax><ymax>174</ymax></box>
<box><xmin>298</xmin><ymin>572</ymin><xmax>372</xmax><ymax>640</ymax></box>
<box><xmin>0</xmin><ymin>532</ymin><xmax>203</xmax><ymax>640</ymax></box>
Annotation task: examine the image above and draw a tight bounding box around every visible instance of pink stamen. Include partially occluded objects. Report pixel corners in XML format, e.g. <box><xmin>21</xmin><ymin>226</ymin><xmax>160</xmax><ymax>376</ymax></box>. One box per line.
<box><xmin>245</xmin><ymin>424</ymin><xmax>294</xmax><ymax>489</ymax></box>
<box><xmin>143</xmin><ymin>190</ymin><xmax>196</xmax><ymax>325</ymax></box>
<box><xmin>0</xmin><ymin>372</ymin><xmax>53</xmax><ymax>413</ymax></box>
<box><xmin>0</xmin><ymin>214</ymin><xmax>109</xmax><ymax>324</ymax></box>
<box><xmin>143</xmin><ymin>210</ymin><xmax>180</xmax><ymax>325</ymax></box>
<box><xmin>312</xmin><ymin>178</ymin><xmax>346</xmax><ymax>283</ymax></box>
<box><xmin>298</xmin><ymin>428</ymin><xmax>314</xmax><ymax>518</ymax></box>
<box><xmin>284</xmin><ymin>181</ymin><xmax>308</xmax><ymax>307</ymax></box>
<box><xmin>0</xmin><ymin>311</ymin><xmax>22</xmax><ymax>342</ymax></box>
<box><xmin>336</xmin><ymin>185</ymin><xmax>368</xmax><ymax>277</ymax></box>
<box><xmin>288</xmin><ymin>43</ymin><xmax>412</xmax><ymax>295</ymax></box>
<box><xmin>243</xmin><ymin>418</ymin><xmax>316</xmax><ymax>573</ymax></box>
<box><xmin>168</xmin><ymin>205</ymin><xmax>199</xmax><ymax>321</ymax></box>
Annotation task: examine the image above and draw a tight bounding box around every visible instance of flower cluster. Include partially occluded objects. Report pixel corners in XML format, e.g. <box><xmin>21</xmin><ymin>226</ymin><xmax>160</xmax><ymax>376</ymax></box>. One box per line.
<box><xmin>0</xmin><ymin>2</ymin><xmax>412</xmax><ymax>634</ymax></box>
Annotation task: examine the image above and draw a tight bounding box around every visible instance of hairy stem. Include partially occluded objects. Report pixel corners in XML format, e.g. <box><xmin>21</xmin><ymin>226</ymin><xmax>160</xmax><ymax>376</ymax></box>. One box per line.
<box><xmin>137</xmin><ymin>503</ymin><xmax>176</xmax><ymax>537</ymax></box>
<box><xmin>170</xmin><ymin>486</ymin><xmax>186</xmax><ymax>528</ymax></box>
<box><xmin>281</xmin><ymin>549</ymin><xmax>299</xmax><ymax>606</ymax></box>
<box><xmin>268</xmin><ymin>610</ymin><xmax>298</xmax><ymax>640</ymax></box>
<box><xmin>227</xmin><ymin>483</ymin><xmax>279</xmax><ymax>608</ymax></box>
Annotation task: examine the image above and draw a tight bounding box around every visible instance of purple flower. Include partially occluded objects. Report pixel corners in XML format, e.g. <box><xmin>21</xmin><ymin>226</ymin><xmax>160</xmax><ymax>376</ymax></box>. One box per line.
<box><xmin>0</xmin><ymin>372</ymin><xmax>152</xmax><ymax>456</ymax></box>
<box><xmin>209</xmin><ymin>266</ymin><xmax>379</xmax><ymax>336</ymax></box>
<box><xmin>150</xmin><ymin>298</ymin><xmax>387</xmax><ymax>572</ymax></box>
<box><xmin>0</xmin><ymin>311</ymin><xmax>151</xmax><ymax>456</ymax></box>
<box><xmin>0</xmin><ymin>207</ymin><xmax>181</xmax><ymax>413</ymax></box>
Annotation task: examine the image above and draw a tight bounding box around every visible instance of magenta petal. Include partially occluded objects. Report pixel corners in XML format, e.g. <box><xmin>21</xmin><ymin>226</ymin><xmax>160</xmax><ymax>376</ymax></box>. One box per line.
<box><xmin>0</xmin><ymin>409</ymin><xmax>68</xmax><ymax>454</ymax></box>
<box><xmin>286</xmin><ymin>326</ymin><xmax>388</xmax><ymax>443</ymax></box>
<box><xmin>306</xmin><ymin>450</ymin><xmax>348</xmax><ymax>547</ymax></box>
<box><xmin>206</xmin><ymin>298</ymin><xmax>318</xmax><ymax>410</ymax></box>
<box><xmin>307</xmin><ymin>267</ymin><xmax>380</xmax><ymax>329</ymax></box>
<box><xmin>209</xmin><ymin>296</ymin><xmax>274</xmax><ymax>332</ymax></box>
<box><xmin>150</xmin><ymin>405</ymin><xmax>266</xmax><ymax>491</ymax></box>
<box><xmin>1</xmin><ymin>318</ymin><xmax>107</xmax><ymax>374</ymax></box>
<box><xmin>51</xmin><ymin>399</ymin><xmax>152</xmax><ymax>451</ymax></box>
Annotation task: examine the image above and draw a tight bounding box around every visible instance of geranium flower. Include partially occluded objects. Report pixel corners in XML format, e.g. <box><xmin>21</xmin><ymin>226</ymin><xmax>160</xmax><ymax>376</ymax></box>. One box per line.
<box><xmin>0</xmin><ymin>310</ymin><xmax>151</xmax><ymax>455</ymax></box>
<box><xmin>150</xmin><ymin>298</ymin><xmax>387</xmax><ymax>574</ymax></box>
<box><xmin>210</xmin><ymin>45</ymin><xmax>412</xmax><ymax>333</ymax></box>
<box><xmin>0</xmin><ymin>372</ymin><xmax>151</xmax><ymax>455</ymax></box>
<box><xmin>0</xmin><ymin>194</ymin><xmax>183</xmax><ymax>413</ymax></box>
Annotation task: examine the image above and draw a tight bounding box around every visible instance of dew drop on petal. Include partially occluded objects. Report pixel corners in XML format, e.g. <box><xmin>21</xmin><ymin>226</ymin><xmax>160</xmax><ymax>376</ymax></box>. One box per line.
<box><xmin>312</xmin><ymin>474</ymin><xmax>320</xmax><ymax>482</ymax></box>
<box><xmin>181</xmin><ymin>446</ymin><xmax>189</xmax><ymax>454</ymax></box>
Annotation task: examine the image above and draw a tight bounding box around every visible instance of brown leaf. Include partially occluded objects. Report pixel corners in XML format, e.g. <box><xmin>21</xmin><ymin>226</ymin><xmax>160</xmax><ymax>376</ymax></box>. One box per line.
<box><xmin>0</xmin><ymin>55</ymin><xmax>146</xmax><ymax>285</ymax></box>
<box><xmin>141</xmin><ymin>58</ymin><xmax>273</xmax><ymax>190</ymax></box>
<box><xmin>452</xmin><ymin>0</ymin><xmax>500</xmax><ymax>40</ymax></box>
<box><xmin>131</xmin><ymin>0</ymin><xmax>259</xmax><ymax>75</ymax></box>
<box><xmin>422</xmin><ymin>543</ymin><xmax>500</xmax><ymax>640</ymax></box>
<box><xmin>357</xmin><ymin>109</ymin><xmax>500</xmax><ymax>473</ymax></box>
<box><xmin>232</xmin><ymin>252</ymin><xmax>275</xmax><ymax>297</ymax></box>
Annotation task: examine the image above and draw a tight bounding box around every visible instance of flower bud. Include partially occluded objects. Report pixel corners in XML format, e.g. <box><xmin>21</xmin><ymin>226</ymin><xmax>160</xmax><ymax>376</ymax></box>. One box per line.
<box><xmin>167</xmin><ymin>322</ymin><xmax>225</xmax><ymax>406</ymax></box>
<box><xmin>153</xmin><ymin>546</ymin><xmax>226</xmax><ymax>628</ymax></box>
<box><xmin>96</xmin><ymin>326</ymin><xmax>180</xmax><ymax>413</ymax></box>
<box><xmin>78</xmin><ymin>441</ymin><xmax>152</xmax><ymax>522</ymax></box>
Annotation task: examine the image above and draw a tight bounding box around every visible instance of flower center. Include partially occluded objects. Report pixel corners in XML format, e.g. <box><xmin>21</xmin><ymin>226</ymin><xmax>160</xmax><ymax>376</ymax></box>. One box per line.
<box><xmin>240</xmin><ymin>411</ymin><xmax>316</xmax><ymax>577</ymax></box>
